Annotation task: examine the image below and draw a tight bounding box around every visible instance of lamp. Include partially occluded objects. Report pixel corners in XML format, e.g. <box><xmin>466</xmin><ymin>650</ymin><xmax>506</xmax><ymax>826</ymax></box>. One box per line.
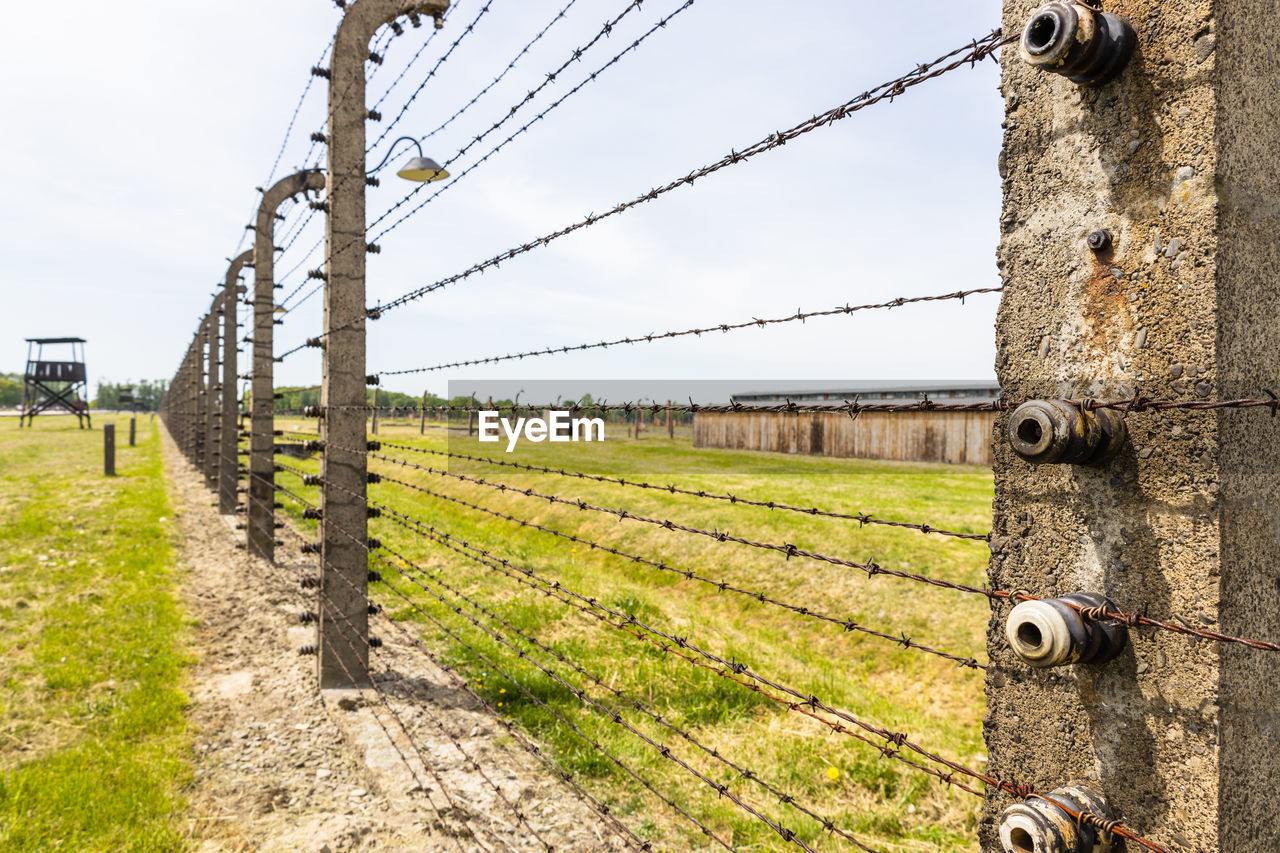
<box><xmin>369</xmin><ymin>136</ymin><xmax>449</xmax><ymax>183</ymax></box>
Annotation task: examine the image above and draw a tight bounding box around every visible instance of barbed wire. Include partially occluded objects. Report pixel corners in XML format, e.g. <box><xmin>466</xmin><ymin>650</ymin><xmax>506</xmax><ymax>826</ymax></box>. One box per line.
<box><xmin>370</xmin><ymin>539</ymin><xmax>822</xmax><ymax>853</ymax></box>
<box><xmin>325</xmin><ymin>449</ymin><xmax>1280</xmax><ymax>657</ymax></box>
<box><xmin>371</xmin><ymin>439</ymin><xmax>990</xmax><ymax>539</ymax></box>
<box><xmin>375</xmin><ymin>287</ymin><xmax>1002</xmax><ymax>376</ymax></box>
<box><xmin>359</xmin><ymin>0</ymin><xmax>703</xmax><ymax>251</ymax></box>
<box><xmin>270</xmin><ymin>0</ymin><xmax>696</xmax><ymax>338</ymax></box>
<box><xmin>326</xmin><ymin>29</ymin><xmax>1009</xmax><ymax>333</ymax></box>
<box><xmin>352</xmin><ymin>450</ymin><xmax>987</xmax><ymax>579</ymax></box>
<box><xmin>420</xmin><ymin>0</ymin><xmax>583</xmax><ymax>143</ymax></box>
<box><xmin>322</xmin><ymin>515</ymin><xmax>735</xmax><ymax>849</ymax></box>
<box><xmin>324</xmin><ymin>466</ymin><xmax>986</xmax><ymax>670</ymax></box>
<box><xmin>370</xmin><ymin>525</ymin><xmax>886</xmax><ymax>852</ymax></box>
<box><xmin>368</xmin><ymin>512</ymin><xmax>1177</xmax><ymax>853</ymax></box>
<box><xmin>274</xmin><ymin>19</ymin><xmax>1006</xmax><ymax>361</ymax></box>
<box><xmin>367</xmin><ymin>0</ymin><xmax>498</xmax><ymax>155</ymax></box>
<box><xmin>312</xmin><ymin>393</ymin><xmax>1280</xmax><ymax>417</ymax></box>
<box><xmin>369</xmin><ymin>2</ymin><xmax>461</xmax><ymax>113</ymax></box>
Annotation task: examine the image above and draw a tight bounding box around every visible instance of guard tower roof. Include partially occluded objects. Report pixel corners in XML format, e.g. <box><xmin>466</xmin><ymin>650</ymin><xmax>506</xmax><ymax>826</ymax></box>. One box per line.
<box><xmin>25</xmin><ymin>337</ymin><xmax>87</xmax><ymax>344</ymax></box>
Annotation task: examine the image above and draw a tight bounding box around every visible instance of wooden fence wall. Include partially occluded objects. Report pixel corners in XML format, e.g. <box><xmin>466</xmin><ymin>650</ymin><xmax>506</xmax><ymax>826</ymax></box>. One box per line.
<box><xmin>693</xmin><ymin>411</ymin><xmax>995</xmax><ymax>466</ymax></box>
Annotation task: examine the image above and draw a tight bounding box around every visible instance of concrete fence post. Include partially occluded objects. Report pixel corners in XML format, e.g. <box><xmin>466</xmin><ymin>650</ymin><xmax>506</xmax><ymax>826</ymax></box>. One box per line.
<box><xmin>250</xmin><ymin>170</ymin><xmax>327</xmax><ymax>562</ymax></box>
<box><xmin>986</xmin><ymin>2</ymin><xmax>1280</xmax><ymax>849</ymax></box>
<box><xmin>317</xmin><ymin>0</ymin><xmax>449</xmax><ymax>690</ymax></box>
<box><xmin>196</xmin><ymin>321</ymin><xmax>210</xmax><ymax>474</ymax></box>
<box><xmin>203</xmin><ymin>304</ymin><xmax>220</xmax><ymax>489</ymax></box>
<box><xmin>221</xmin><ymin>250</ymin><xmax>254</xmax><ymax>515</ymax></box>
<box><xmin>129</xmin><ymin>417</ymin><xmax>136</xmax><ymax>447</ymax></box>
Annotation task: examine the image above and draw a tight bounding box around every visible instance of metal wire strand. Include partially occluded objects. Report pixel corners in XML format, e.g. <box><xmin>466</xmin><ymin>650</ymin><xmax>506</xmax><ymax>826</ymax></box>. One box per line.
<box><xmin>419</xmin><ymin>0</ymin><xmax>584</xmax><ymax>143</ymax></box>
<box><xmin>367</xmin><ymin>0</ymin><xmax>499</xmax><ymax>154</ymax></box>
<box><xmin>323</xmin><ymin>532</ymin><xmax>735</xmax><ymax>851</ymax></box>
<box><xmin>370</xmin><ymin>528</ymin><xmax>888</xmax><ymax>853</ymax></box>
<box><xmin>362</xmin><ymin>510</ymin><xmax>1179</xmax><ymax>853</ymax></box>
<box><xmin>374</xmin><ymin>287</ymin><xmax>1002</xmax><ymax>378</ymax></box>
<box><xmin>367</xmin><ymin>437</ymin><xmax>991</xmax><ymax>540</ymax></box>
<box><xmin>356</xmin><ymin>30</ymin><xmax>1009</xmax><ymax>321</ymax></box>
<box><xmin>321</xmin><ymin>458</ymin><xmax>986</xmax><ymax>669</ymax></box>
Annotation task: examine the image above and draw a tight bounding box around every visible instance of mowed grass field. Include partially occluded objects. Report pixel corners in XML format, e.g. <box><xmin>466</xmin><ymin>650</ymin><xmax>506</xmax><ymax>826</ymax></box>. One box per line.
<box><xmin>274</xmin><ymin>417</ymin><xmax>994</xmax><ymax>851</ymax></box>
<box><xmin>0</xmin><ymin>416</ymin><xmax>189</xmax><ymax>852</ymax></box>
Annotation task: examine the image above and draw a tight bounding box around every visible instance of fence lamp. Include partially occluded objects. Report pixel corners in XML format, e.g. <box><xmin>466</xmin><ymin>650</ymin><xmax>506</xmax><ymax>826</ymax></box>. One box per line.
<box><xmin>370</xmin><ymin>136</ymin><xmax>450</xmax><ymax>183</ymax></box>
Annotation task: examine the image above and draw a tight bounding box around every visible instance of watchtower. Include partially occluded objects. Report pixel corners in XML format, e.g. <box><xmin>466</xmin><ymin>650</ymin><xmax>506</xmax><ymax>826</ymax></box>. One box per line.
<box><xmin>21</xmin><ymin>338</ymin><xmax>91</xmax><ymax>428</ymax></box>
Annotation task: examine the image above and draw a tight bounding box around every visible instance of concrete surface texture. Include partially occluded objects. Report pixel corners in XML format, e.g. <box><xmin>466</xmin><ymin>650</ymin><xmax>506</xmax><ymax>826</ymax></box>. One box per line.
<box><xmin>987</xmin><ymin>1</ymin><xmax>1280</xmax><ymax>850</ymax></box>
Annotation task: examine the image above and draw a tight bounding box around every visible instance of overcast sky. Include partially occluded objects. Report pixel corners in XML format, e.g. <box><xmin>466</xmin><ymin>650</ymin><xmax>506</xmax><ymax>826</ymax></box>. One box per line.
<box><xmin>0</xmin><ymin>0</ymin><xmax>1005</xmax><ymax>399</ymax></box>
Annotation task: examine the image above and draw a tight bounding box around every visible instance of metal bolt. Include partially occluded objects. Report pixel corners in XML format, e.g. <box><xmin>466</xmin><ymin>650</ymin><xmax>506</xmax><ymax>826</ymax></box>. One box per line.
<box><xmin>1086</xmin><ymin>229</ymin><xmax>1112</xmax><ymax>252</ymax></box>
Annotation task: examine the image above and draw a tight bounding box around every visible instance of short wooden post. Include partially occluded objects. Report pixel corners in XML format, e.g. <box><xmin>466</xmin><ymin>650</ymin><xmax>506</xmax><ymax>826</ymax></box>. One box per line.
<box><xmin>667</xmin><ymin>400</ymin><xmax>673</xmax><ymax>439</ymax></box>
<box><xmin>104</xmin><ymin>423</ymin><xmax>115</xmax><ymax>476</ymax></box>
<box><xmin>129</xmin><ymin>417</ymin><xmax>136</xmax><ymax>447</ymax></box>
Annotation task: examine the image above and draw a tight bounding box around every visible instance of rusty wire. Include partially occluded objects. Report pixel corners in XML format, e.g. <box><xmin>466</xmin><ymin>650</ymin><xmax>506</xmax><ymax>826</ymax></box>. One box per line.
<box><xmin>420</xmin><ymin>0</ymin><xmax>584</xmax><ymax>143</ymax></box>
<box><xmin>368</xmin><ymin>1</ymin><xmax>462</xmax><ymax>113</ymax></box>
<box><xmin>323</xmin><ymin>570</ymin><xmax>653</xmax><ymax>851</ymax></box>
<box><xmin>322</xmin><ymin>524</ymin><xmax>735</xmax><ymax>851</ymax></box>
<box><xmin>361</xmin><ymin>507</ymin><xmax>1176</xmax><ymax>853</ymax></box>
<box><xmin>328</xmin><ymin>445</ymin><xmax>1280</xmax><ymax>655</ymax></box>
<box><xmin>308</xmin><ymin>0</ymin><xmax>678</xmax><ymax>278</ymax></box>
<box><xmin>363</xmin><ymin>449</ymin><xmax>986</xmax><ymax>580</ymax></box>
<box><xmin>368</xmin><ymin>527</ymin><xmax>890</xmax><ymax>853</ymax></box>
<box><xmin>374</xmin><ymin>287</ymin><xmax>1002</xmax><ymax>377</ymax></box>
<box><xmin>370</xmin><ymin>437</ymin><xmax>990</xmax><ymax>540</ymax></box>
<box><xmin>353</xmin><ymin>471</ymin><xmax>985</xmax><ymax>669</ymax></box>
<box><xmin>371</xmin><ymin>540</ymin><xmax>824</xmax><ymax>853</ymax></box>
<box><xmin>314</xmin><ymin>393</ymin><xmax>1280</xmax><ymax>417</ymax></box>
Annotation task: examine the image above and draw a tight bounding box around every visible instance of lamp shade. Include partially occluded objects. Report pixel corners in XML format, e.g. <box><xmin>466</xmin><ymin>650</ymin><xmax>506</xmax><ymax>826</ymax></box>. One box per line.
<box><xmin>397</xmin><ymin>156</ymin><xmax>449</xmax><ymax>183</ymax></box>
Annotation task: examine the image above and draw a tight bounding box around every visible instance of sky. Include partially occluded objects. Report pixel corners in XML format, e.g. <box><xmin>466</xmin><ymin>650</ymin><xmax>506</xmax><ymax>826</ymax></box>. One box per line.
<box><xmin>0</xmin><ymin>0</ymin><xmax>1006</xmax><ymax>400</ymax></box>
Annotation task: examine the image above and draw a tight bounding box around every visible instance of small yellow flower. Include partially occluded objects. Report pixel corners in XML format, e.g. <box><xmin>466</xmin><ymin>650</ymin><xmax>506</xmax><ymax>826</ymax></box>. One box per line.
<box><xmin>826</xmin><ymin>767</ymin><xmax>840</xmax><ymax>781</ymax></box>
<box><xmin>500</xmin><ymin>688</ymin><xmax>506</xmax><ymax>693</ymax></box>
<box><xmin>498</xmin><ymin>702</ymin><xmax>503</xmax><ymax>707</ymax></box>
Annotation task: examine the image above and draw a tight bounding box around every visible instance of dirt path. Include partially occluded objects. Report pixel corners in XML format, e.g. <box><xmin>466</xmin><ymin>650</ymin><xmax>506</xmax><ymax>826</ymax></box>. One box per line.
<box><xmin>165</xmin><ymin>432</ymin><xmax>629</xmax><ymax>853</ymax></box>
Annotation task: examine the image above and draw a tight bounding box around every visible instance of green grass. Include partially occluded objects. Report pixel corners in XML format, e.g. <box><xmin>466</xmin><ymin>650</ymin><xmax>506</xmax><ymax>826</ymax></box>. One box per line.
<box><xmin>276</xmin><ymin>419</ymin><xmax>993</xmax><ymax>852</ymax></box>
<box><xmin>0</xmin><ymin>415</ymin><xmax>190</xmax><ymax>853</ymax></box>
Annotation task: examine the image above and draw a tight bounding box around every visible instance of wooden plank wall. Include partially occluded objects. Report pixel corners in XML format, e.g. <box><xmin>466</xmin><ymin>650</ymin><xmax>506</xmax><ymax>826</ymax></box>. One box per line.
<box><xmin>693</xmin><ymin>411</ymin><xmax>995</xmax><ymax>466</ymax></box>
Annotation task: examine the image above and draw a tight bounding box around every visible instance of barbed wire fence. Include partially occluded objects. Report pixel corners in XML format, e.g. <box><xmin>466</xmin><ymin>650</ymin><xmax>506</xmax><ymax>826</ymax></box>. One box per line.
<box><xmin>155</xmin><ymin>1</ymin><xmax>1280</xmax><ymax>851</ymax></box>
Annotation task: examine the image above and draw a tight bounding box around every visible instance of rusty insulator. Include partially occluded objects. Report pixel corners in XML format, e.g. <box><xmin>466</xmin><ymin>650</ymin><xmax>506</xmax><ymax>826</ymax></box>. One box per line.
<box><xmin>299</xmin><ymin>645</ymin><xmax>318</xmax><ymax>656</ymax></box>
<box><xmin>368</xmin><ymin>570</ymin><xmax>382</xmax><ymax>583</ymax></box>
<box><xmin>299</xmin><ymin>611</ymin><xmax>317</xmax><ymax>624</ymax></box>
<box><xmin>366</xmin><ymin>506</ymin><xmax>382</xmax><ymax>519</ymax></box>
<box><xmin>999</xmin><ymin>782</ymin><xmax>1118</xmax><ymax>853</ymax></box>
<box><xmin>366</xmin><ymin>538</ymin><xmax>382</xmax><ymax>550</ymax></box>
<box><xmin>1007</xmin><ymin>400</ymin><xmax>1125</xmax><ymax>466</ymax></box>
<box><xmin>1006</xmin><ymin>593</ymin><xmax>1127</xmax><ymax>668</ymax></box>
<box><xmin>303</xmin><ymin>405</ymin><xmax>325</xmax><ymax>418</ymax></box>
<box><xmin>1019</xmin><ymin>2</ymin><xmax>1136</xmax><ymax>86</ymax></box>
<box><xmin>303</xmin><ymin>508</ymin><xmax>322</xmax><ymax>520</ymax></box>
<box><xmin>301</xmin><ymin>542</ymin><xmax>320</xmax><ymax>554</ymax></box>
